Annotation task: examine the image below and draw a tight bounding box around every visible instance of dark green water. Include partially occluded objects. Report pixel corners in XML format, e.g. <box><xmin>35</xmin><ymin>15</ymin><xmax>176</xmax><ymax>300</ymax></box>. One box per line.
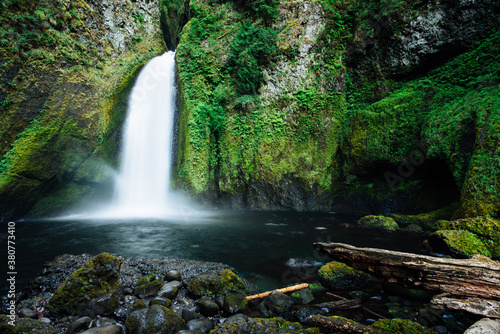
<box><xmin>3</xmin><ymin>211</ymin><xmax>427</xmax><ymax>293</ymax></box>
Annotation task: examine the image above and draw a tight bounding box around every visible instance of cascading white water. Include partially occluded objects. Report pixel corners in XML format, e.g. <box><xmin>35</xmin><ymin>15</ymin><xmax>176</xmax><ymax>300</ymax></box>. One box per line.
<box><xmin>63</xmin><ymin>51</ymin><xmax>204</xmax><ymax>221</ymax></box>
<box><xmin>109</xmin><ymin>51</ymin><xmax>178</xmax><ymax>217</ymax></box>
<box><xmin>111</xmin><ymin>52</ymin><xmax>176</xmax><ymax>216</ymax></box>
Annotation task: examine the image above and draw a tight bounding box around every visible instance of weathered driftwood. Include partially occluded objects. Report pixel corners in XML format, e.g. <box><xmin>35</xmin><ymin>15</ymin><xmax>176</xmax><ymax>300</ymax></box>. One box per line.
<box><xmin>314</xmin><ymin>242</ymin><xmax>500</xmax><ymax>318</ymax></box>
<box><xmin>309</xmin><ymin>315</ymin><xmax>390</xmax><ymax>334</ymax></box>
<box><xmin>246</xmin><ymin>283</ymin><xmax>309</xmax><ymax>301</ymax></box>
<box><xmin>432</xmin><ymin>296</ymin><xmax>500</xmax><ymax>318</ymax></box>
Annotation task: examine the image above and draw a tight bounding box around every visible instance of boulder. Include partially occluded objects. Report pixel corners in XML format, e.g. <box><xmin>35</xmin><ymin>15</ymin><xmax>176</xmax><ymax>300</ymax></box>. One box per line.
<box><xmin>66</xmin><ymin>316</ymin><xmax>92</xmax><ymax>334</ymax></box>
<box><xmin>318</xmin><ymin>261</ymin><xmax>372</xmax><ymax>290</ymax></box>
<box><xmin>258</xmin><ymin>291</ymin><xmax>294</xmax><ymax>318</ymax></box>
<box><xmin>134</xmin><ymin>273</ymin><xmax>164</xmax><ymax>297</ymax></box>
<box><xmin>0</xmin><ymin>315</ymin><xmax>57</xmax><ymax>334</ymax></box>
<box><xmin>79</xmin><ymin>326</ymin><xmax>122</xmax><ymax>334</ymax></box>
<box><xmin>223</xmin><ymin>293</ymin><xmax>248</xmax><ymax>315</ymax></box>
<box><xmin>210</xmin><ymin>317</ymin><xmax>321</xmax><ymax>333</ymax></box>
<box><xmin>47</xmin><ymin>253</ymin><xmax>122</xmax><ymax>315</ymax></box>
<box><xmin>157</xmin><ymin>280</ymin><xmax>182</xmax><ymax>299</ymax></box>
<box><xmin>357</xmin><ymin>215</ymin><xmax>400</xmax><ymax>232</ymax></box>
<box><xmin>125</xmin><ymin>305</ymin><xmax>186</xmax><ymax>334</ymax></box>
<box><xmin>196</xmin><ymin>297</ymin><xmax>220</xmax><ymax>317</ymax></box>
<box><xmin>187</xmin><ymin>269</ymin><xmax>247</xmax><ymax>297</ymax></box>
<box><xmin>187</xmin><ymin>318</ymin><xmax>215</xmax><ymax>333</ymax></box>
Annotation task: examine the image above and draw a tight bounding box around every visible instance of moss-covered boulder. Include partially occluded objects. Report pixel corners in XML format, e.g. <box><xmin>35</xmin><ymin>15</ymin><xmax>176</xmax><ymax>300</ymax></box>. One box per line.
<box><xmin>0</xmin><ymin>315</ymin><xmax>57</xmax><ymax>333</ymax></box>
<box><xmin>371</xmin><ymin>318</ymin><xmax>434</xmax><ymax>334</ymax></box>
<box><xmin>391</xmin><ymin>204</ymin><xmax>457</xmax><ymax>228</ymax></box>
<box><xmin>434</xmin><ymin>216</ymin><xmax>500</xmax><ymax>258</ymax></box>
<box><xmin>318</xmin><ymin>261</ymin><xmax>372</xmax><ymax>290</ymax></box>
<box><xmin>258</xmin><ymin>291</ymin><xmax>294</xmax><ymax>318</ymax></box>
<box><xmin>48</xmin><ymin>253</ymin><xmax>122</xmax><ymax>315</ymax></box>
<box><xmin>224</xmin><ymin>292</ymin><xmax>248</xmax><ymax>315</ymax></box>
<box><xmin>125</xmin><ymin>304</ymin><xmax>186</xmax><ymax>334</ymax></box>
<box><xmin>187</xmin><ymin>269</ymin><xmax>247</xmax><ymax>297</ymax></box>
<box><xmin>357</xmin><ymin>215</ymin><xmax>400</xmax><ymax>232</ymax></box>
<box><xmin>210</xmin><ymin>317</ymin><xmax>321</xmax><ymax>334</ymax></box>
<box><xmin>134</xmin><ymin>273</ymin><xmax>164</xmax><ymax>297</ymax></box>
<box><xmin>430</xmin><ymin>230</ymin><xmax>491</xmax><ymax>258</ymax></box>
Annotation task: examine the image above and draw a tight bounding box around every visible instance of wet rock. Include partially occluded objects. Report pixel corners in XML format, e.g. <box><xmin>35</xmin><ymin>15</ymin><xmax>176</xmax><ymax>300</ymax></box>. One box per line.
<box><xmin>258</xmin><ymin>291</ymin><xmax>294</xmax><ymax>318</ymax></box>
<box><xmin>79</xmin><ymin>325</ymin><xmax>122</xmax><ymax>334</ymax></box>
<box><xmin>158</xmin><ymin>280</ymin><xmax>182</xmax><ymax>299</ymax></box>
<box><xmin>177</xmin><ymin>330</ymin><xmax>203</xmax><ymax>334</ymax></box>
<box><xmin>210</xmin><ymin>317</ymin><xmax>321</xmax><ymax>333</ymax></box>
<box><xmin>114</xmin><ymin>297</ymin><xmax>146</xmax><ymax>321</ymax></box>
<box><xmin>223</xmin><ymin>293</ymin><xmax>248</xmax><ymax>315</ymax></box>
<box><xmin>187</xmin><ymin>317</ymin><xmax>214</xmax><ymax>333</ymax></box>
<box><xmin>125</xmin><ymin>304</ymin><xmax>186</xmax><ymax>334</ymax></box>
<box><xmin>401</xmin><ymin>224</ymin><xmax>423</xmax><ymax>233</ymax></box>
<box><xmin>66</xmin><ymin>316</ymin><xmax>92</xmax><ymax>334</ymax></box>
<box><xmin>318</xmin><ymin>261</ymin><xmax>372</xmax><ymax>290</ymax></box>
<box><xmin>357</xmin><ymin>215</ymin><xmax>400</xmax><ymax>232</ymax></box>
<box><xmin>295</xmin><ymin>307</ymin><xmax>326</xmax><ymax>323</ymax></box>
<box><xmin>0</xmin><ymin>314</ymin><xmax>57</xmax><ymax>333</ymax></box>
<box><xmin>182</xmin><ymin>308</ymin><xmax>200</xmax><ymax>322</ymax></box>
<box><xmin>371</xmin><ymin>319</ymin><xmax>434</xmax><ymax>334</ymax></box>
<box><xmin>47</xmin><ymin>253</ymin><xmax>122</xmax><ymax>315</ymax></box>
<box><xmin>134</xmin><ymin>274</ymin><xmax>164</xmax><ymax>297</ymax></box>
<box><xmin>151</xmin><ymin>296</ymin><xmax>172</xmax><ymax>308</ymax></box>
<box><xmin>290</xmin><ymin>287</ymin><xmax>314</xmax><ymax>305</ymax></box>
<box><xmin>197</xmin><ymin>297</ymin><xmax>220</xmax><ymax>317</ymax></box>
<box><xmin>89</xmin><ymin>316</ymin><xmax>121</xmax><ymax>328</ymax></box>
<box><xmin>88</xmin><ymin>293</ymin><xmax>120</xmax><ymax>316</ymax></box>
<box><xmin>187</xmin><ymin>270</ymin><xmax>248</xmax><ymax>297</ymax></box>
<box><xmin>19</xmin><ymin>307</ymin><xmax>37</xmax><ymax>319</ymax></box>
<box><xmin>430</xmin><ymin>230</ymin><xmax>491</xmax><ymax>258</ymax></box>
<box><xmin>165</xmin><ymin>270</ymin><xmax>182</xmax><ymax>282</ymax></box>
<box><xmin>224</xmin><ymin>313</ymin><xmax>249</xmax><ymax>323</ymax></box>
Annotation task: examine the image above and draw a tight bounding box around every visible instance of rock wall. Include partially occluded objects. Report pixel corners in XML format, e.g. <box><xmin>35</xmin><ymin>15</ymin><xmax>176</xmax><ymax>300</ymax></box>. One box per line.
<box><xmin>0</xmin><ymin>0</ymin><xmax>166</xmax><ymax>220</ymax></box>
<box><xmin>174</xmin><ymin>0</ymin><xmax>499</xmax><ymax>217</ymax></box>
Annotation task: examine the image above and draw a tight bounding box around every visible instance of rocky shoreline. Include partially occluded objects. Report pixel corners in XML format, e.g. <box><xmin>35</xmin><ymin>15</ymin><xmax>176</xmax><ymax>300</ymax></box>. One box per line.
<box><xmin>1</xmin><ymin>250</ymin><xmax>490</xmax><ymax>334</ymax></box>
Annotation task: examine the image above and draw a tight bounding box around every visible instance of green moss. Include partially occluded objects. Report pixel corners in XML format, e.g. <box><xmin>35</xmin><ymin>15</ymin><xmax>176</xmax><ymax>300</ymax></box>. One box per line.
<box><xmin>134</xmin><ymin>273</ymin><xmax>164</xmax><ymax>296</ymax></box>
<box><xmin>187</xmin><ymin>269</ymin><xmax>247</xmax><ymax>297</ymax></box>
<box><xmin>371</xmin><ymin>318</ymin><xmax>434</xmax><ymax>334</ymax></box>
<box><xmin>47</xmin><ymin>253</ymin><xmax>122</xmax><ymax>315</ymax></box>
<box><xmin>391</xmin><ymin>204</ymin><xmax>458</xmax><ymax>228</ymax></box>
<box><xmin>210</xmin><ymin>317</ymin><xmax>322</xmax><ymax>334</ymax></box>
<box><xmin>318</xmin><ymin>261</ymin><xmax>371</xmax><ymax>290</ymax></box>
<box><xmin>0</xmin><ymin>315</ymin><xmax>57</xmax><ymax>334</ymax></box>
<box><xmin>431</xmin><ymin>230</ymin><xmax>491</xmax><ymax>258</ymax></box>
<box><xmin>357</xmin><ymin>215</ymin><xmax>400</xmax><ymax>232</ymax></box>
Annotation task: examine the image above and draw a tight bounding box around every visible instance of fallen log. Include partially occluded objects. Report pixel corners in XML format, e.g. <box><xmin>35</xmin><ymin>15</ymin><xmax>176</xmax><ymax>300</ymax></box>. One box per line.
<box><xmin>309</xmin><ymin>315</ymin><xmax>390</xmax><ymax>334</ymax></box>
<box><xmin>432</xmin><ymin>295</ymin><xmax>500</xmax><ymax>318</ymax></box>
<box><xmin>246</xmin><ymin>283</ymin><xmax>309</xmax><ymax>301</ymax></box>
<box><xmin>314</xmin><ymin>242</ymin><xmax>500</xmax><ymax>318</ymax></box>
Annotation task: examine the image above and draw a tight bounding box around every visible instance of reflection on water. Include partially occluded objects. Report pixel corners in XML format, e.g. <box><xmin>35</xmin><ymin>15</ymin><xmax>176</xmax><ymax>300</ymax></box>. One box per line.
<box><xmin>7</xmin><ymin>211</ymin><xmax>427</xmax><ymax>293</ymax></box>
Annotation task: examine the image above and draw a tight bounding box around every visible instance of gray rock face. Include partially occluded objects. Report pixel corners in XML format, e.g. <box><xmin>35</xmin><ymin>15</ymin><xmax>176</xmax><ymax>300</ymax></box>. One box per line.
<box><xmin>84</xmin><ymin>0</ymin><xmax>161</xmax><ymax>54</ymax></box>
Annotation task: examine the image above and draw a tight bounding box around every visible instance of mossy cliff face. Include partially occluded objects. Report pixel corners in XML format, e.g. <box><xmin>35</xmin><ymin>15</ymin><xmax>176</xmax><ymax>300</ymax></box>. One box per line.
<box><xmin>0</xmin><ymin>0</ymin><xmax>166</xmax><ymax>219</ymax></box>
<box><xmin>175</xmin><ymin>0</ymin><xmax>344</xmax><ymax>210</ymax></box>
<box><xmin>174</xmin><ymin>0</ymin><xmax>499</xmax><ymax>215</ymax></box>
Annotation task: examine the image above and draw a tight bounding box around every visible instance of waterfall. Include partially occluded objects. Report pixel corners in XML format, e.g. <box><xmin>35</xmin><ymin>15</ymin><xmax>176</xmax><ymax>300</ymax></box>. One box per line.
<box><xmin>63</xmin><ymin>51</ymin><xmax>204</xmax><ymax>221</ymax></box>
<box><xmin>110</xmin><ymin>51</ymin><xmax>177</xmax><ymax>217</ymax></box>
